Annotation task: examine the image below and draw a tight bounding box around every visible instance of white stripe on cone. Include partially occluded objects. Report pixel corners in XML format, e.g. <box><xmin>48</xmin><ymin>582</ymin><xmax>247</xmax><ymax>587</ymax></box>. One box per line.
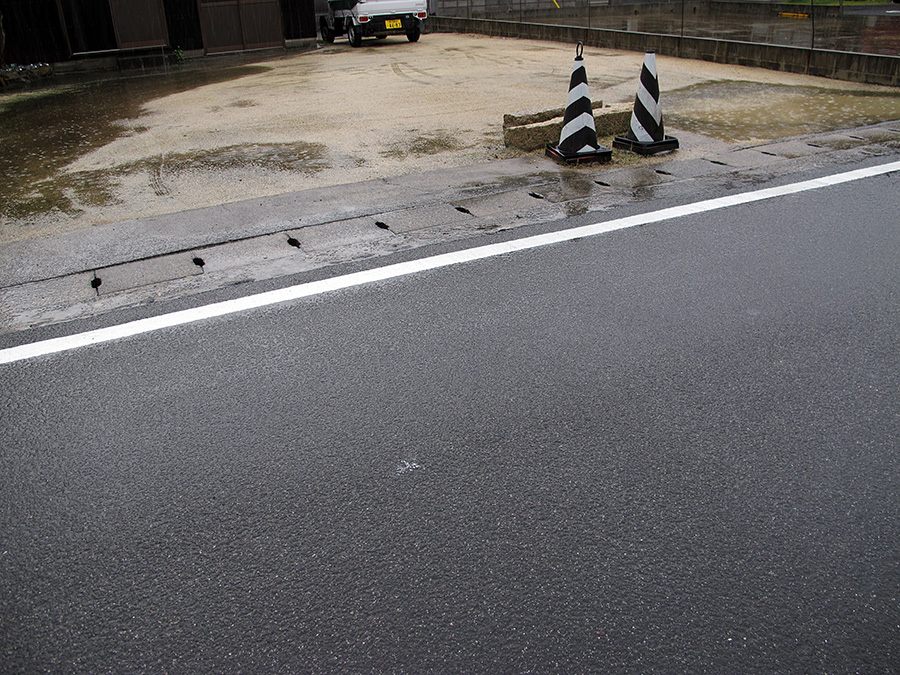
<box><xmin>560</xmin><ymin>112</ymin><xmax>597</xmax><ymax>144</ymax></box>
<box><xmin>644</xmin><ymin>52</ymin><xmax>658</xmax><ymax>78</ymax></box>
<box><xmin>629</xmin><ymin>111</ymin><xmax>654</xmax><ymax>143</ymax></box>
<box><xmin>636</xmin><ymin>86</ymin><xmax>662</xmax><ymax>124</ymax></box>
<box><xmin>567</xmin><ymin>82</ymin><xmax>590</xmax><ymax>103</ymax></box>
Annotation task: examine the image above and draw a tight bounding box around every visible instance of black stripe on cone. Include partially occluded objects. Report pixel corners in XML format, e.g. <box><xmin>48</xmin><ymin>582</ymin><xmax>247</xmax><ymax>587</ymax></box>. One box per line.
<box><xmin>613</xmin><ymin>51</ymin><xmax>678</xmax><ymax>156</ymax></box>
<box><xmin>546</xmin><ymin>42</ymin><xmax>611</xmax><ymax>165</ymax></box>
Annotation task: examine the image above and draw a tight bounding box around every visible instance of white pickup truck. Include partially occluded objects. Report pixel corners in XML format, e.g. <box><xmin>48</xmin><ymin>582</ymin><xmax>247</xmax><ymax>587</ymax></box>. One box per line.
<box><xmin>317</xmin><ymin>0</ymin><xmax>428</xmax><ymax>47</ymax></box>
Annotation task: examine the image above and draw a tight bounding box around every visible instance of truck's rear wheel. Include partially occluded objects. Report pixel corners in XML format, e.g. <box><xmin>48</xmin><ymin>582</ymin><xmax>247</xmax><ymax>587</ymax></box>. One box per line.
<box><xmin>406</xmin><ymin>24</ymin><xmax>420</xmax><ymax>42</ymax></box>
<box><xmin>348</xmin><ymin>23</ymin><xmax>362</xmax><ymax>47</ymax></box>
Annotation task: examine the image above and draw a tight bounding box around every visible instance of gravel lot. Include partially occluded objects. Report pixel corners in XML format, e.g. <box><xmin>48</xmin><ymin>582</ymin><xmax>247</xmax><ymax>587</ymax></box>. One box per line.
<box><xmin>1</xmin><ymin>32</ymin><xmax>898</xmax><ymax>242</ymax></box>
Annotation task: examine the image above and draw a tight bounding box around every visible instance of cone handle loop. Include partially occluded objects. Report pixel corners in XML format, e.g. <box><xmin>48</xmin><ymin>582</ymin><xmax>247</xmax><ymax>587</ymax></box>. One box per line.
<box><xmin>575</xmin><ymin>42</ymin><xmax>584</xmax><ymax>59</ymax></box>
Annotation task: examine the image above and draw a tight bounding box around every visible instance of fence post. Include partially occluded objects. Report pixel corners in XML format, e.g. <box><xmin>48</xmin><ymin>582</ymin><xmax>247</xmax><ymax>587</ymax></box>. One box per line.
<box><xmin>811</xmin><ymin>0</ymin><xmax>816</xmax><ymax>50</ymax></box>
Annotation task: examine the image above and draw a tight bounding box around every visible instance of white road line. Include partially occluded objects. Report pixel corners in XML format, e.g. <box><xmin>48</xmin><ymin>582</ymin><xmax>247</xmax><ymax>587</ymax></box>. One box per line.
<box><xmin>2</xmin><ymin>160</ymin><xmax>898</xmax><ymax>365</ymax></box>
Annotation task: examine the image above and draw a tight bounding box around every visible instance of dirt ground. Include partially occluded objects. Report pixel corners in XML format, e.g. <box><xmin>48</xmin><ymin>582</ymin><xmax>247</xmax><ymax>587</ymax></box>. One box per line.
<box><xmin>1</xmin><ymin>32</ymin><xmax>898</xmax><ymax>244</ymax></box>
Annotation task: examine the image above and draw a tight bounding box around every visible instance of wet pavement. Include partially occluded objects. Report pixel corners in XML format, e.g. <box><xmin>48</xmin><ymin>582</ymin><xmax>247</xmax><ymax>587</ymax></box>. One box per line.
<box><xmin>665</xmin><ymin>81</ymin><xmax>900</xmax><ymax>142</ymax></box>
<box><xmin>0</xmin><ymin>64</ymin><xmax>270</xmax><ymax>224</ymax></box>
<box><xmin>1</xmin><ymin>156</ymin><xmax>898</xmax><ymax>672</ymax></box>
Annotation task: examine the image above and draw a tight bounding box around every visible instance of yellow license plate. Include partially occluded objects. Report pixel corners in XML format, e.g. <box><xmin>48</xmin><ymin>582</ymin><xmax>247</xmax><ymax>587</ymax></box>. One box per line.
<box><xmin>385</xmin><ymin>19</ymin><xmax>402</xmax><ymax>29</ymax></box>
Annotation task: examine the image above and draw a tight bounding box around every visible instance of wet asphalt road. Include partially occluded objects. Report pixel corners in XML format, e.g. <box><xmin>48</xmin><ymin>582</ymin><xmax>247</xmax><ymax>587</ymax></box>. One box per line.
<box><xmin>1</xmin><ymin>167</ymin><xmax>898</xmax><ymax>672</ymax></box>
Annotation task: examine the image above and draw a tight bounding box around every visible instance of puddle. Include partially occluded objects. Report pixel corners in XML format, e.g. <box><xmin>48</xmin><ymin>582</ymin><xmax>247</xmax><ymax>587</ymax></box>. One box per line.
<box><xmin>557</xmin><ymin>172</ymin><xmax>597</xmax><ymax>199</ymax></box>
<box><xmin>0</xmin><ymin>65</ymin><xmax>270</xmax><ymax>222</ymax></box>
<box><xmin>381</xmin><ymin>131</ymin><xmax>465</xmax><ymax>159</ymax></box>
<box><xmin>665</xmin><ymin>81</ymin><xmax>900</xmax><ymax>143</ymax></box>
<box><xmin>135</xmin><ymin>141</ymin><xmax>328</xmax><ymax>175</ymax></box>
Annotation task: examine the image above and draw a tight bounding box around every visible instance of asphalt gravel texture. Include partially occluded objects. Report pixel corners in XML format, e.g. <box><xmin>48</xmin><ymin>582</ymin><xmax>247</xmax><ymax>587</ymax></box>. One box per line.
<box><xmin>1</xmin><ymin>169</ymin><xmax>898</xmax><ymax>672</ymax></box>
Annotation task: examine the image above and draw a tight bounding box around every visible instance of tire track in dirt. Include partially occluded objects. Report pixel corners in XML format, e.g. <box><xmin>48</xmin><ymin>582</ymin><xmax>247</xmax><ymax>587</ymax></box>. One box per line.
<box><xmin>390</xmin><ymin>62</ymin><xmax>432</xmax><ymax>85</ymax></box>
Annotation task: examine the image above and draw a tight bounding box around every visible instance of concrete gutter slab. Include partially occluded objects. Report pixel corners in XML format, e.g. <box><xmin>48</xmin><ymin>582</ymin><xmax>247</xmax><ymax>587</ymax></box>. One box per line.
<box><xmin>384</xmin><ymin>157</ymin><xmax>547</xmax><ymax>194</ymax></box>
<box><xmin>751</xmin><ymin>140</ymin><xmax>832</xmax><ymax>159</ymax></box>
<box><xmin>651</xmin><ymin>158</ymin><xmax>737</xmax><ymax>179</ymax></box>
<box><xmin>194</xmin><ymin>233</ymin><xmax>300</xmax><ymax>273</ymax></box>
<box><xmin>541</xmin><ymin>174</ymin><xmax>612</xmax><ymax>204</ymax></box>
<box><xmin>713</xmin><ymin>148</ymin><xmax>785</xmax><ymax>169</ymax></box>
<box><xmin>375</xmin><ymin>204</ymin><xmax>470</xmax><ymax>234</ymax></box>
<box><xmin>0</xmin><ymin>272</ymin><xmax>97</xmax><ymax>332</ymax></box>
<box><xmin>591</xmin><ymin>166</ymin><xmax>676</xmax><ymax>189</ymax></box>
<box><xmin>292</xmin><ymin>217</ymin><xmax>394</xmax><ymax>252</ymax></box>
<box><xmin>97</xmin><ymin>255</ymin><xmax>202</xmax><ymax>296</ymax></box>
<box><xmin>453</xmin><ymin>189</ymin><xmax>559</xmax><ymax>218</ymax></box>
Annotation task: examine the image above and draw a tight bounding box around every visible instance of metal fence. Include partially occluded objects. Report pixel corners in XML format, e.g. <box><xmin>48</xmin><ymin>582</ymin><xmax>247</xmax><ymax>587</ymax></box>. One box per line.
<box><xmin>429</xmin><ymin>0</ymin><xmax>900</xmax><ymax>56</ymax></box>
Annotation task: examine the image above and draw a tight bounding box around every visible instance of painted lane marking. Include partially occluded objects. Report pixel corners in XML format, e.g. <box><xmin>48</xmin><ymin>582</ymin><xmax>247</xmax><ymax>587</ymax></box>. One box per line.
<box><xmin>2</xmin><ymin>160</ymin><xmax>898</xmax><ymax>365</ymax></box>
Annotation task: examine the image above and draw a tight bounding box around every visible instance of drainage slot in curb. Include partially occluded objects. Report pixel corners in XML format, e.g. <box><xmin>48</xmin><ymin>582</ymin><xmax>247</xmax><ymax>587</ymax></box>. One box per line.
<box><xmin>807</xmin><ymin>143</ymin><xmax>824</xmax><ymax>148</ymax></box>
<box><xmin>848</xmin><ymin>135</ymin><xmax>866</xmax><ymax>141</ymax></box>
<box><xmin>706</xmin><ymin>159</ymin><xmax>728</xmax><ymax>166</ymax></box>
<box><xmin>90</xmin><ymin>277</ymin><xmax>102</xmax><ymax>290</ymax></box>
<box><xmin>759</xmin><ymin>151</ymin><xmax>778</xmax><ymax>156</ymax></box>
<box><xmin>375</xmin><ymin>221</ymin><xmax>390</xmax><ymax>230</ymax></box>
<box><xmin>192</xmin><ymin>257</ymin><xmax>205</xmax><ymax>269</ymax></box>
<box><xmin>594</xmin><ymin>180</ymin><xmax>611</xmax><ymax>187</ymax></box>
<box><xmin>528</xmin><ymin>192</ymin><xmax>545</xmax><ymax>200</ymax></box>
<box><xmin>655</xmin><ymin>169</ymin><xmax>672</xmax><ymax>176</ymax></box>
<box><xmin>454</xmin><ymin>206</ymin><xmax>473</xmax><ymax>215</ymax></box>
<box><xmin>287</xmin><ymin>237</ymin><xmax>301</xmax><ymax>248</ymax></box>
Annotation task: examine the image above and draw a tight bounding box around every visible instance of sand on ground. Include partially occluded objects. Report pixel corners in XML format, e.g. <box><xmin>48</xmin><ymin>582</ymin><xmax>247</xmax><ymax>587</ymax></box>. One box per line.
<box><xmin>2</xmin><ymin>33</ymin><xmax>898</xmax><ymax>243</ymax></box>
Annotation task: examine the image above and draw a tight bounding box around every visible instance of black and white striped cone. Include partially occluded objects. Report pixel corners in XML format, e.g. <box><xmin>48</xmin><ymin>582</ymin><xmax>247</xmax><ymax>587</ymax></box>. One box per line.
<box><xmin>546</xmin><ymin>42</ymin><xmax>612</xmax><ymax>165</ymax></box>
<box><xmin>613</xmin><ymin>51</ymin><xmax>679</xmax><ymax>156</ymax></box>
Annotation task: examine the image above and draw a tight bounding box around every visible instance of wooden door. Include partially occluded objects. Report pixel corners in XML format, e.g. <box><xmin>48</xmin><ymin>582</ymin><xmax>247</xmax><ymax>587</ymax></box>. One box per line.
<box><xmin>109</xmin><ymin>0</ymin><xmax>169</xmax><ymax>48</ymax></box>
<box><xmin>197</xmin><ymin>0</ymin><xmax>282</xmax><ymax>53</ymax></box>
<box><xmin>239</xmin><ymin>0</ymin><xmax>283</xmax><ymax>49</ymax></box>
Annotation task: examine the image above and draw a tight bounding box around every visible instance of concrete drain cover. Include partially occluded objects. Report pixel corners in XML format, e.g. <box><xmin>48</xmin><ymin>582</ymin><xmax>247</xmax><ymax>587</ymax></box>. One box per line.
<box><xmin>95</xmin><ymin>255</ymin><xmax>203</xmax><ymax>295</ymax></box>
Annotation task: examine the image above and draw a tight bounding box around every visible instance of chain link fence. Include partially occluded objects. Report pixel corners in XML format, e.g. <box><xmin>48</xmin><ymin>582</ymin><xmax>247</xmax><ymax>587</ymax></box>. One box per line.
<box><xmin>430</xmin><ymin>0</ymin><xmax>900</xmax><ymax>56</ymax></box>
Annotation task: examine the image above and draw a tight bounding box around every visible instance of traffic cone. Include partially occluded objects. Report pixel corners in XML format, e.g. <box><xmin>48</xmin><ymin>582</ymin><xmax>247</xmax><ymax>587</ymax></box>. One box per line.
<box><xmin>613</xmin><ymin>52</ymin><xmax>679</xmax><ymax>156</ymax></box>
<box><xmin>546</xmin><ymin>42</ymin><xmax>612</xmax><ymax>165</ymax></box>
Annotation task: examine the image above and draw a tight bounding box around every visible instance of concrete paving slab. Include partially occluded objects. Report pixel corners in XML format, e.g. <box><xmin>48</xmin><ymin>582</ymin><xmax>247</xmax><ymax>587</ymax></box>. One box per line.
<box><xmin>97</xmin><ymin>255</ymin><xmax>203</xmax><ymax>296</ymax></box>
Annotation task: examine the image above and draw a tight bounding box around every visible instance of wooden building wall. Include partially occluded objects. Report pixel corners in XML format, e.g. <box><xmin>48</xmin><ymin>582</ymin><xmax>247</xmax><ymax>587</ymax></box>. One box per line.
<box><xmin>0</xmin><ymin>0</ymin><xmax>315</xmax><ymax>65</ymax></box>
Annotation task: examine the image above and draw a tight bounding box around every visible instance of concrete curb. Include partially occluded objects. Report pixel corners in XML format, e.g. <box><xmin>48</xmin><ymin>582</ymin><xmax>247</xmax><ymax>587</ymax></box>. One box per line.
<box><xmin>2</xmin><ymin>122</ymin><xmax>898</xmax><ymax>336</ymax></box>
<box><xmin>504</xmin><ymin>104</ymin><xmax>632</xmax><ymax>152</ymax></box>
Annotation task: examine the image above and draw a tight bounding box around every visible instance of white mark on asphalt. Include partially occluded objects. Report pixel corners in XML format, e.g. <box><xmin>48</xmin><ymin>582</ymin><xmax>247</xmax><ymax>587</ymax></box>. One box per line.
<box><xmin>2</xmin><ymin>160</ymin><xmax>899</xmax><ymax>365</ymax></box>
<box><xmin>396</xmin><ymin>460</ymin><xmax>422</xmax><ymax>475</ymax></box>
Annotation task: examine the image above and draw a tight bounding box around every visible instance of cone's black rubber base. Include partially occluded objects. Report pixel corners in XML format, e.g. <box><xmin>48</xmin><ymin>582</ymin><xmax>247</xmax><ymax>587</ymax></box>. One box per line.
<box><xmin>612</xmin><ymin>135</ymin><xmax>679</xmax><ymax>156</ymax></box>
<box><xmin>545</xmin><ymin>144</ymin><xmax>612</xmax><ymax>164</ymax></box>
